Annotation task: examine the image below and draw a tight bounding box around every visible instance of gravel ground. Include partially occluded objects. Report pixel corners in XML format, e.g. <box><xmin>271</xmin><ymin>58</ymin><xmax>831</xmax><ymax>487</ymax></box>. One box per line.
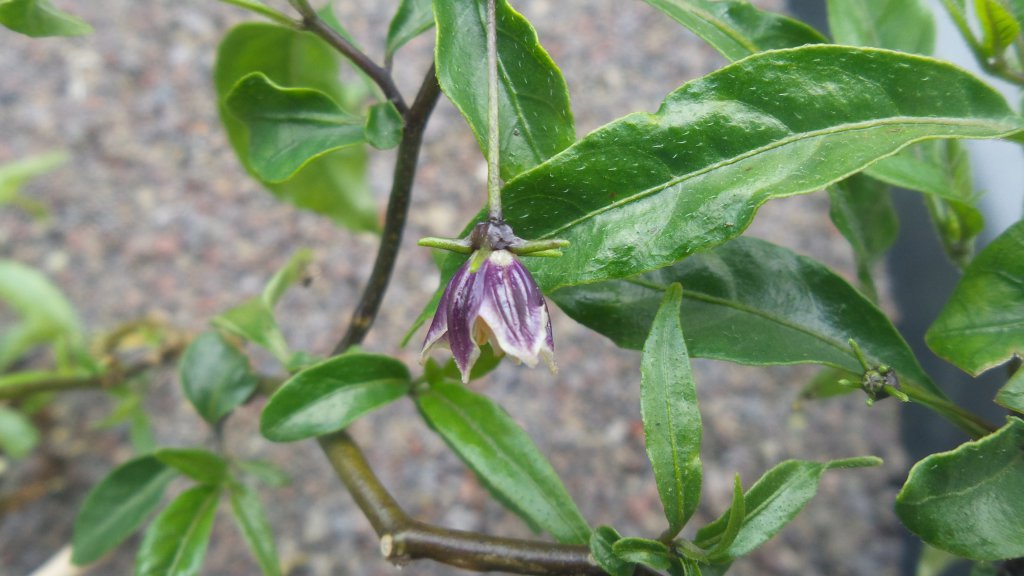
<box><xmin>2</xmin><ymin>1</ymin><xmax>907</xmax><ymax>575</ymax></box>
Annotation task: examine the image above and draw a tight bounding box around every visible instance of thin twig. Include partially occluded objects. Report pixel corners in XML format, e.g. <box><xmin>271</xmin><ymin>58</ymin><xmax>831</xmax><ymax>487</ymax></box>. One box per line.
<box><xmin>289</xmin><ymin>0</ymin><xmax>409</xmax><ymax>115</ymax></box>
<box><xmin>486</xmin><ymin>0</ymin><xmax>502</xmax><ymax>220</ymax></box>
<box><xmin>332</xmin><ymin>65</ymin><xmax>441</xmax><ymax>355</ymax></box>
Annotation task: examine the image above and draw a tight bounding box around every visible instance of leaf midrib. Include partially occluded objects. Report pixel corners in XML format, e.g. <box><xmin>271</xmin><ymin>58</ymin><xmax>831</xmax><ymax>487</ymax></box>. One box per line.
<box><xmin>82</xmin><ymin>467</ymin><xmax>173</xmax><ymax>555</ymax></box>
<box><xmin>532</xmin><ymin>116</ymin><xmax>1016</xmax><ymax>240</ymax></box>
<box><xmin>269</xmin><ymin>376</ymin><xmax>407</xmax><ymax>435</ymax></box>
<box><xmin>166</xmin><ymin>488</ymin><xmax>219</xmax><ymax>573</ymax></box>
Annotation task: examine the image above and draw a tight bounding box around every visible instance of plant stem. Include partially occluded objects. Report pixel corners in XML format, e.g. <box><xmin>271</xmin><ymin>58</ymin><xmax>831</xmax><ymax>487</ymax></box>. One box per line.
<box><xmin>903</xmin><ymin>385</ymin><xmax>997</xmax><ymax>439</ymax></box>
<box><xmin>486</xmin><ymin>0</ymin><xmax>502</xmax><ymax>220</ymax></box>
<box><xmin>332</xmin><ymin>65</ymin><xmax>441</xmax><ymax>355</ymax></box>
<box><xmin>289</xmin><ymin>0</ymin><xmax>410</xmax><ymax>115</ymax></box>
<box><xmin>318</xmin><ymin>431</ymin><xmax>624</xmax><ymax>575</ymax></box>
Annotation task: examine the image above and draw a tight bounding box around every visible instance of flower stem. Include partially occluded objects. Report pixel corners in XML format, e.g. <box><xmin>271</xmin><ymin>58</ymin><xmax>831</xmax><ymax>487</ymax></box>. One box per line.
<box><xmin>486</xmin><ymin>0</ymin><xmax>502</xmax><ymax>220</ymax></box>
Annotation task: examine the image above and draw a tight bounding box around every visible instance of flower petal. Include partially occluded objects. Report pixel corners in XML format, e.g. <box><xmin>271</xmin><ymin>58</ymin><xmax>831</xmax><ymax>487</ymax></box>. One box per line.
<box><xmin>476</xmin><ymin>251</ymin><xmax>550</xmax><ymax>368</ymax></box>
<box><xmin>420</xmin><ymin>269</ymin><xmax>456</xmax><ymax>364</ymax></box>
<box><xmin>445</xmin><ymin>258</ymin><xmax>487</xmax><ymax>381</ymax></box>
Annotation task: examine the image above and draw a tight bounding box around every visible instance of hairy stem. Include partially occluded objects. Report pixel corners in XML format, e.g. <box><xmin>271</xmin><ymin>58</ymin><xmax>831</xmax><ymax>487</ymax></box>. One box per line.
<box><xmin>288</xmin><ymin>0</ymin><xmax>410</xmax><ymax>115</ymax></box>
<box><xmin>332</xmin><ymin>66</ymin><xmax>441</xmax><ymax>355</ymax></box>
<box><xmin>486</xmin><ymin>0</ymin><xmax>502</xmax><ymax>220</ymax></box>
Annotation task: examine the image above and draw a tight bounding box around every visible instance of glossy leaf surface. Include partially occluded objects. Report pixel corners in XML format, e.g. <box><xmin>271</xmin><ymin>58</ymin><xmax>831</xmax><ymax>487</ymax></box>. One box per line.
<box><xmin>926</xmin><ymin>220</ymin><xmax>1024</xmax><ymax>375</ymax></box>
<box><xmin>135</xmin><ymin>485</ymin><xmax>220</xmax><ymax>576</ymax></box>
<box><xmin>589</xmin><ymin>526</ymin><xmax>635</xmax><ymax>576</ymax></box>
<box><xmin>0</xmin><ymin>405</ymin><xmax>39</xmax><ymax>459</ymax></box>
<box><xmin>0</xmin><ymin>0</ymin><xmax>91</xmax><ymax>37</ymax></box>
<box><xmin>179</xmin><ymin>331</ymin><xmax>258</xmax><ymax>424</ymax></box>
<box><xmin>416</xmin><ymin>380</ymin><xmax>590</xmax><ymax>544</ymax></box>
<box><xmin>643</xmin><ymin>0</ymin><xmax>826</xmax><ymax>61</ymax></box>
<box><xmin>708</xmin><ymin>475</ymin><xmax>746</xmax><ymax>559</ymax></box>
<box><xmin>433</xmin><ymin>0</ymin><xmax>574</xmax><ymax>180</ymax></box>
<box><xmin>260</xmin><ymin>353</ymin><xmax>410</xmax><ymax>442</ymax></box>
<box><xmin>641</xmin><ymin>284</ymin><xmax>702</xmax><ymax>534</ymax></box>
<box><xmin>695</xmin><ymin>457</ymin><xmax>881</xmax><ymax>558</ymax></box>
<box><xmin>472</xmin><ymin>46</ymin><xmax>1021</xmax><ymax>293</ymax></box>
<box><xmin>154</xmin><ymin>448</ymin><xmax>229</xmax><ymax>485</ymax></box>
<box><xmin>896</xmin><ymin>417</ymin><xmax>1024</xmax><ymax>560</ymax></box>
<box><xmin>72</xmin><ymin>456</ymin><xmax>176</xmax><ymax>565</ymax></box>
<box><xmin>827</xmin><ymin>174</ymin><xmax>898</xmax><ymax>300</ymax></box>
<box><xmin>386</xmin><ymin>0</ymin><xmax>434</xmax><ymax>58</ymax></box>
<box><xmin>214</xmin><ymin>249</ymin><xmax>313</xmax><ymax>366</ymax></box>
<box><xmin>996</xmin><ymin>368</ymin><xmax>1024</xmax><ymax>413</ymax></box>
<box><xmin>0</xmin><ymin>259</ymin><xmax>81</xmax><ymax>371</ymax></box>
<box><xmin>827</xmin><ymin>0</ymin><xmax>935</xmax><ymax>54</ymax></box>
<box><xmin>226</xmin><ymin>73</ymin><xmax>365</xmax><ymax>183</ymax></box>
<box><xmin>553</xmin><ymin>237</ymin><xmax>938</xmax><ymax>394</ymax></box>
<box><xmin>214</xmin><ymin>23</ymin><xmax>377</xmax><ymax>232</ymax></box>
<box><xmin>229</xmin><ymin>483</ymin><xmax>282</xmax><ymax>576</ymax></box>
<box><xmin>611</xmin><ymin>538</ymin><xmax>674</xmax><ymax>571</ymax></box>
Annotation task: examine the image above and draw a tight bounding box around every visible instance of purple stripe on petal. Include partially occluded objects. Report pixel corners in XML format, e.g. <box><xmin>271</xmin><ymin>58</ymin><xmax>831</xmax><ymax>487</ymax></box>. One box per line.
<box><xmin>476</xmin><ymin>251</ymin><xmax>549</xmax><ymax>367</ymax></box>
<box><xmin>445</xmin><ymin>258</ymin><xmax>486</xmax><ymax>381</ymax></box>
<box><xmin>420</xmin><ymin>270</ymin><xmax>456</xmax><ymax>364</ymax></box>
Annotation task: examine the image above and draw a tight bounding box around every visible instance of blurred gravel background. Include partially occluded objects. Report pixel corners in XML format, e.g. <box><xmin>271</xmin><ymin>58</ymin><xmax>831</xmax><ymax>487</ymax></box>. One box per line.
<box><xmin>1</xmin><ymin>1</ymin><xmax>909</xmax><ymax>574</ymax></box>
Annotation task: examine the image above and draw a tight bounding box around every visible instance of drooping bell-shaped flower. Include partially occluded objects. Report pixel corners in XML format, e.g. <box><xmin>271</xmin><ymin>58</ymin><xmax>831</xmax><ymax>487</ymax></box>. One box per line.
<box><xmin>421</xmin><ymin>220</ymin><xmax>557</xmax><ymax>383</ymax></box>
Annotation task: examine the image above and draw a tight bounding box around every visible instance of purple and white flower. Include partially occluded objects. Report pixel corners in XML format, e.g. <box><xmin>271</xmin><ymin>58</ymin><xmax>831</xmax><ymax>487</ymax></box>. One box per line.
<box><xmin>421</xmin><ymin>248</ymin><xmax>556</xmax><ymax>383</ymax></box>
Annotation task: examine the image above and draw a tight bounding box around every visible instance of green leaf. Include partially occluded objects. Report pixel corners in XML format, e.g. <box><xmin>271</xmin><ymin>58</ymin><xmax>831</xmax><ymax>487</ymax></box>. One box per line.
<box><xmin>611</xmin><ymin>537</ymin><xmax>674</xmax><ymax>571</ymax></box>
<box><xmin>916</xmin><ymin>544</ymin><xmax>962</xmax><ymax>576</ymax></box>
<box><xmin>642</xmin><ymin>0</ymin><xmax>827</xmax><ymax>62</ymax></box>
<box><xmin>415</xmin><ymin>381</ymin><xmax>591</xmax><ymax>544</ymax></box>
<box><xmin>364</xmin><ymin>101</ymin><xmax>404</xmax><ymax>150</ymax></box>
<box><xmin>135</xmin><ymin>485</ymin><xmax>220</xmax><ymax>576</ymax></box>
<box><xmin>214</xmin><ymin>23</ymin><xmax>377</xmax><ymax>232</ymax></box>
<box><xmin>433</xmin><ymin>0</ymin><xmax>574</xmax><ymax>180</ymax></box>
<box><xmin>229</xmin><ymin>483</ymin><xmax>282</xmax><ymax>576</ymax></box>
<box><xmin>386</xmin><ymin>0</ymin><xmax>434</xmax><ymax>59</ymax></box>
<box><xmin>976</xmin><ymin>0</ymin><xmax>1021</xmax><ymax>55</ymax></box>
<box><xmin>827</xmin><ymin>0</ymin><xmax>936</xmax><ymax>54</ymax></box>
<box><xmin>795</xmin><ymin>367</ymin><xmax>861</xmax><ymax>404</ymax></box>
<box><xmin>226</xmin><ymin>73</ymin><xmax>366</xmax><ymax>183</ymax></box>
<box><xmin>896</xmin><ymin>417</ymin><xmax>1024</xmax><ymax>560</ymax></box>
<box><xmin>442</xmin><ymin>45</ymin><xmax>1022</xmax><ymax>294</ymax></box>
<box><xmin>589</xmin><ymin>526</ymin><xmax>635</xmax><ymax>576</ymax></box>
<box><xmin>237</xmin><ymin>459</ymin><xmax>291</xmax><ymax>487</ymax></box>
<box><xmin>71</xmin><ymin>456</ymin><xmax>177</xmax><ymax>565</ymax></box>
<box><xmin>554</xmin><ymin>237</ymin><xmax>938</xmax><ymax>394</ymax></box>
<box><xmin>154</xmin><ymin>448</ymin><xmax>229</xmax><ymax>485</ymax></box>
<box><xmin>708</xmin><ymin>475</ymin><xmax>746</xmax><ymax>560</ymax></box>
<box><xmin>926</xmin><ymin>220</ymin><xmax>1024</xmax><ymax>376</ymax></box>
<box><xmin>424</xmin><ymin>343</ymin><xmax>503</xmax><ymax>383</ymax></box>
<box><xmin>866</xmin><ymin>140</ymin><xmax>982</xmax><ymax>267</ymax></box>
<box><xmin>213</xmin><ymin>249</ymin><xmax>313</xmax><ymax>366</ymax></box>
<box><xmin>827</xmin><ymin>174</ymin><xmax>898</xmax><ymax>301</ymax></box>
<box><xmin>641</xmin><ymin>283</ymin><xmax>702</xmax><ymax>535</ymax></box>
<box><xmin>695</xmin><ymin>457</ymin><xmax>881</xmax><ymax>559</ymax></box>
<box><xmin>179</xmin><ymin>331</ymin><xmax>258</xmax><ymax>424</ymax></box>
<box><xmin>0</xmin><ymin>0</ymin><xmax>91</xmax><ymax>37</ymax></box>
<box><xmin>0</xmin><ymin>405</ymin><xmax>39</xmax><ymax>459</ymax></box>
<box><xmin>260</xmin><ymin>353</ymin><xmax>410</xmax><ymax>442</ymax></box>
<box><xmin>996</xmin><ymin>367</ymin><xmax>1024</xmax><ymax>413</ymax></box>
<box><xmin>216</xmin><ymin>0</ymin><xmax>292</xmax><ymax>26</ymax></box>
<box><xmin>0</xmin><ymin>259</ymin><xmax>82</xmax><ymax>372</ymax></box>
<box><xmin>0</xmin><ymin>151</ymin><xmax>66</xmax><ymax>213</ymax></box>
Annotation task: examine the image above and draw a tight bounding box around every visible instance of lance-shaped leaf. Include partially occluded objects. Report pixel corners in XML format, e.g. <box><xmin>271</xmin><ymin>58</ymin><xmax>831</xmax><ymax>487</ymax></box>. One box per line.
<box><xmin>0</xmin><ymin>259</ymin><xmax>82</xmax><ymax>371</ymax></box>
<box><xmin>590</xmin><ymin>526</ymin><xmax>635</xmax><ymax>576</ymax></box>
<box><xmin>229</xmin><ymin>483</ymin><xmax>282</xmax><ymax>576</ymax></box>
<box><xmin>214</xmin><ymin>249</ymin><xmax>313</xmax><ymax>366</ymax></box>
<box><xmin>553</xmin><ymin>237</ymin><xmax>937</xmax><ymax>393</ymax></box>
<box><xmin>996</xmin><ymin>368</ymin><xmax>1024</xmax><ymax>414</ymax></box>
<box><xmin>0</xmin><ymin>151</ymin><xmax>66</xmax><ymax>216</ymax></box>
<box><xmin>226</xmin><ymin>73</ymin><xmax>366</xmax><ymax>183</ymax></box>
<box><xmin>707</xmin><ymin>475</ymin><xmax>746</xmax><ymax>560</ymax></box>
<box><xmin>976</xmin><ymin>0</ymin><xmax>1021</xmax><ymax>56</ymax></box>
<box><xmin>0</xmin><ymin>405</ymin><xmax>38</xmax><ymax>459</ymax></box>
<box><xmin>433</xmin><ymin>0</ymin><xmax>574</xmax><ymax>180</ymax></box>
<box><xmin>154</xmin><ymin>448</ymin><xmax>229</xmax><ymax>485</ymax></box>
<box><xmin>643</xmin><ymin>0</ymin><xmax>826</xmax><ymax>62</ymax></box>
<box><xmin>0</xmin><ymin>0</ymin><xmax>91</xmax><ymax>37</ymax></box>
<box><xmin>926</xmin><ymin>220</ymin><xmax>1024</xmax><ymax>376</ymax></box>
<box><xmin>695</xmin><ymin>457</ymin><xmax>881</xmax><ymax>559</ymax></box>
<box><xmin>386</xmin><ymin>0</ymin><xmax>434</xmax><ymax>60</ymax></box>
<box><xmin>827</xmin><ymin>0</ymin><xmax>935</xmax><ymax>54</ymax></box>
<box><xmin>896</xmin><ymin>417</ymin><xmax>1024</xmax><ymax>560</ymax></box>
<box><xmin>866</xmin><ymin>140</ymin><xmax>982</xmax><ymax>267</ymax></box>
<box><xmin>641</xmin><ymin>283</ymin><xmax>702</xmax><ymax>535</ymax></box>
<box><xmin>71</xmin><ymin>456</ymin><xmax>177</xmax><ymax>565</ymax></box>
<box><xmin>260</xmin><ymin>353</ymin><xmax>410</xmax><ymax>442</ymax></box>
<box><xmin>135</xmin><ymin>485</ymin><xmax>220</xmax><ymax>576</ymax></box>
<box><xmin>180</xmin><ymin>331</ymin><xmax>259</xmax><ymax>424</ymax></box>
<box><xmin>611</xmin><ymin>538</ymin><xmax>675</xmax><ymax>571</ymax></box>
<box><xmin>214</xmin><ymin>23</ymin><xmax>377</xmax><ymax>232</ymax></box>
<box><xmin>495</xmin><ymin>46</ymin><xmax>1023</xmax><ymax>292</ymax></box>
<box><xmin>416</xmin><ymin>381</ymin><xmax>591</xmax><ymax>544</ymax></box>
<box><xmin>827</xmin><ymin>174</ymin><xmax>898</xmax><ymax>301</ymax></box>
